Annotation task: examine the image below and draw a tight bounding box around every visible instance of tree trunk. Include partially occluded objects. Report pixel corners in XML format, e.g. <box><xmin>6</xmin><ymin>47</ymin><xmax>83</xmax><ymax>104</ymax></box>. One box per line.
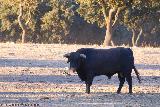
<box><xmin>18</xmin><ymin>3</ymin><xmax>31</xmax><ymax>43</ymax></box>
<box><xmin>104</xmin><ymin>30</ymin><xmax>115</xmax><ymax>46</ymax></box>
<box><xmin>103</xmin><ymin>8</ymin><xmax>115</xmax><ymax>46</ymax></box>
<box><xmin>135</xmin><ymin>28</ymin><xmax>143</xmax><ymax>46</ymax></box>
<box><xmin>22</xmin><ymin>30</ymin><xmax>26</xmax><ymax>43</ymax></box>
<box><xmin>100</xmin><ymin>0</ymin><xmax>126</xmax><ymax>46</ymax></box>
<box><xmin>132</xmin><ymin>28</ymin><xmax>136</xmax><ymax>46</ymax></box>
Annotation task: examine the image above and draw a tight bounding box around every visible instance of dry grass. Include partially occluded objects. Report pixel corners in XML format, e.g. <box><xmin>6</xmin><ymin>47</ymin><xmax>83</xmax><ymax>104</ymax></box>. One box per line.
<box><xmin>0</xmin><ymin>43</ymin><xmax>160</xmax><ymax>107</ymax></box>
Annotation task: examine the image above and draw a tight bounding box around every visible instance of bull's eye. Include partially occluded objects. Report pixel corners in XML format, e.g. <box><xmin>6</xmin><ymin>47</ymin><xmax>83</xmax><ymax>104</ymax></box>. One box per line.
<box><xmin>67</xmin><ymin>58</ymin><xmax>72</xmax><ymax>63</ymax></box>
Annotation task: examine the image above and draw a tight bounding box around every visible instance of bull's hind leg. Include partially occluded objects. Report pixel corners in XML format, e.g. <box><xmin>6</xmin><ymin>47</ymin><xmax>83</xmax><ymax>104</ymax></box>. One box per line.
<box><xmin>117</xmin><ymin>73</ymin><xmax>125</xmax><ymax>94</ymax></box>
<box><xmin>126</xmin><ymin>74</ymin><xmax>132</xmax><ymax>94</ymax></box>
<box><xmin>86</xmin><ymin>83</ymin><xmax>91</xmax><ymax>94</ymax></box>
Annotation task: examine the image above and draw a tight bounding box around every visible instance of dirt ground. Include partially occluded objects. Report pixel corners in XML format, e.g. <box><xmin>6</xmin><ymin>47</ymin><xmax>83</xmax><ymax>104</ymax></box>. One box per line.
<box><xmin>0</xmin><ymin>43</ymin><xmax>160</xmax><ymax>107</ymax></box>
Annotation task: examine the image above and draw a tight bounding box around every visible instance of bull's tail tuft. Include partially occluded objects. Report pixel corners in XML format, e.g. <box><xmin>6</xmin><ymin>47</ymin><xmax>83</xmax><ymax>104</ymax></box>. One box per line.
<box><xmin>133</xmin><ymin>66</ymin><xmax>141</xmax><ymax>83</ymax></box>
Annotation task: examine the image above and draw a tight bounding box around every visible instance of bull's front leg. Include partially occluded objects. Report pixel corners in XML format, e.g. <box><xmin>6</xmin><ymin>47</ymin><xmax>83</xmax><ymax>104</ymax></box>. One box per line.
<box><xmin>117</xmin><ymin>73</ymin><xmax>125</xmax><ymax>94</ymax></box>
<box><xmin>85</xmin><ymin>83</ymin><xmax>91</xmax><ymax>94</ymax></box>
<box><xmin>85</xmin><ymin>76</ymin><xmax>93</xmax><ymax>94</ymax></box>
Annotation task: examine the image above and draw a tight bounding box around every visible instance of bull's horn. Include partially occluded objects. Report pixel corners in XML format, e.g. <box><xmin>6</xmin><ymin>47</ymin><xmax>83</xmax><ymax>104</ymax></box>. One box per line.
<box><xmin>80</xmin><ymin>54</ymin><xmax>86</xmax><ymax>59</ymax></box>
<box><xmin>63</xmin><ymin>53</ymin><xmax>70</xmax><ymax>57</ymax></box>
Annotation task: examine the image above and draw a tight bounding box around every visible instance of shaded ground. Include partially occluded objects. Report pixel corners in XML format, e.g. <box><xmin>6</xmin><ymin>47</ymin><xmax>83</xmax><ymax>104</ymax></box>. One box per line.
<box><xmin>0</xmin><ymin>43</ymin><xmax>160</xmax><ymax>107</ymax></box>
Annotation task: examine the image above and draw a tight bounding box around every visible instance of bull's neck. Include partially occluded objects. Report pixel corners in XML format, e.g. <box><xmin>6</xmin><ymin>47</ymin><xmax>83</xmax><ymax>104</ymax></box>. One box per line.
<box><xmin>76</xmin><ymin>64</ymin><xmax>86</xmax><ymax>81</ymax></box>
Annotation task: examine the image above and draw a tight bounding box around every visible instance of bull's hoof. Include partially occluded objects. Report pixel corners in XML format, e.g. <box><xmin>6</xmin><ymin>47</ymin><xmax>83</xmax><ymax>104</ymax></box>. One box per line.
<box><xmin>86</xmin><ymin>92</ymin><xmax>90</xmax><ymax>94</ymax></box>
<box><xmin>117</xmin><ymin>91</ymin><xmax>121</xmax><ymax>94</ymax></box>
<box><xmin>129</xmin><ymin>92</ymin><xmax>133</xmax><ymax>94</ymax></box>
<box><xmin>119</xmin><ymin>72</ymin><xmax>124</xmax><ymax>78</ymax></box>
<box><xmin>86</xmin><ymin>91</ymin><xmax>90</xmax><ymax>94</ymax></box>
<box><xmin>108</xmin><ymin>77</ymin><xmax>111</xmax><ymax>79</ymax></box>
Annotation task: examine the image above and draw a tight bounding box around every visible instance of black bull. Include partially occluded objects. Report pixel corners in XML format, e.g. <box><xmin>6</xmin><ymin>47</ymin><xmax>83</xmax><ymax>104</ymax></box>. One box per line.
<box><xmin>64</xmin><ymin>47</ymin><xmax>141</xmax><ymax>94</ymax></box>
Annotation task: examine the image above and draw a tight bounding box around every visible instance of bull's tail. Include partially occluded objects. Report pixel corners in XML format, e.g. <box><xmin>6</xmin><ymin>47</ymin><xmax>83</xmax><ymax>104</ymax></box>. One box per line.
<box><xmin>133</xmin><ymin>66</ymin><xmax>141</xmax><ymax>83</ymax></box>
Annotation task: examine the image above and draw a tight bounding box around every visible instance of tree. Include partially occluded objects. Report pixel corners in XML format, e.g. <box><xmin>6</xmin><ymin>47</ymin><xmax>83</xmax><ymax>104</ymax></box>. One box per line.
<box><xmin>76</xmin><ymin>0</ymin><xmax>129</xmax><ymax>46</ymax></box>
<box><xmin>32</xmin><ymin>0</ymin><xmax>52</xmax><ymax>43</ymax></box>
<box><xmin>0</xmin><ymin>0</ymin><xmax>20</xmax><ymax>42</ymax></box>
<box><xmin>123</xmin><ymin>0</ymin><xmax>160</xmax><ymax>46</ymax></box>
<box><xmin>0</xmin><ymin>0</ymin><xmax>159</xmax><ymax>45</ymax></box>
<box><xmin>0</xmin><ymin>0</ymin><xmax>38</xmax><ymax>43</ymax></box>
<box><xmin>76</xmin><ymin>0</ymin><xmax>160</xmax><ymax>46</ymax></box>
<box><xmin>0</xmin><ymin>0</ymin><xmax>75</xmax><ymax>43</ymax></box>
<box><xmin>41</xmin><ymin>0</ymin><xmax>75</xmax><ymax>43</ymax></box>
<box><xmin>18</xmin><ymin>0</ymin><xmax>38</xmax><ymax>43</ymax></box>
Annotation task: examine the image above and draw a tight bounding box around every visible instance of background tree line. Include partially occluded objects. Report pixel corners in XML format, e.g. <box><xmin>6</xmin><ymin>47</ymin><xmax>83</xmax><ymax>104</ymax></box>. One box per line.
<box><xmin>0</xmin><ymin>0</ymin><xmax>160</xmax><ymax>46</ymax></box>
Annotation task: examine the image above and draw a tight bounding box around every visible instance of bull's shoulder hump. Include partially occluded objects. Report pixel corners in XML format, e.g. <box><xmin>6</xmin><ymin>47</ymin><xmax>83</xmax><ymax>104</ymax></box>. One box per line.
<box><xmin>77</xmin><ymin>48</ymin><xmax>120</xmax><ymax>54</ymax></box>
<box><xmin>76</xmin><ymin>48</ymin><xmax>95</xmax><ymax>53</ymax></box>
<box><xmin>123</xmin><ymin>48</ymin><xmax>133</xmax><ymax>55</ymax></box>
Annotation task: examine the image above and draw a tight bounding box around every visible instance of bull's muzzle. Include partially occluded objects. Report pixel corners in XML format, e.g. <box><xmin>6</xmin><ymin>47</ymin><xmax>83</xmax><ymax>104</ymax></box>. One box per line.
<box><xmin>69</xmin><ymin>68</ymin><xmax>76</xmax><ymax>73</ymax></box>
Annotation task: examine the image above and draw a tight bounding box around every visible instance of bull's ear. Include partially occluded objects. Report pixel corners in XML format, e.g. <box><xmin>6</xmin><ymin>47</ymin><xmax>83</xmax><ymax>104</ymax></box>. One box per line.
<box><xmin>80</xmin><ymin>54</ymin><xmax>86</xmax><ymax>59</ymax></box>
<box><xmin>63</xmin><ymin>53</ymin><xmax>70</xmax><ymax>58</ymax></box>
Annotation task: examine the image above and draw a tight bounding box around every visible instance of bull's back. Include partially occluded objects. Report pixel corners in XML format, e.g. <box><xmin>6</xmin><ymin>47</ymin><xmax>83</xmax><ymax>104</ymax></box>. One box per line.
<box><xmin>77</xmin><ymin>48</ymin><xmax>134</xmax><ymax>73</ymax></box>
<box><xmin>77</xmin><ymin>48</ymin><xmax>122</xmax><ymax>73</ymax></box>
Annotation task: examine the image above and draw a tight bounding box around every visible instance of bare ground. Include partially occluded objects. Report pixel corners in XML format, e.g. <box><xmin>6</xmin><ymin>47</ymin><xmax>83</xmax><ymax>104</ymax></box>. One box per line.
<box><xmin>0</xmin><ymin>43</ymin><xmax>160</xmax><ymax>107</ymax></box>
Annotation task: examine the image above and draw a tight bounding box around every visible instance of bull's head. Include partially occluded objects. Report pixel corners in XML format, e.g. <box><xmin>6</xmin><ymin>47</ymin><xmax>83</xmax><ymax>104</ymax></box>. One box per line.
<box><xmin>64</xmin><ymin>52</ymin><xmax>86</xmax><ymax>72</ymax></box>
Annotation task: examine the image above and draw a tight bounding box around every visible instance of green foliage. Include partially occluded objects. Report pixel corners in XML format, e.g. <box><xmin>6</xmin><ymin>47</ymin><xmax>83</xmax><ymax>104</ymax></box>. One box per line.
<box><xmin>76</xmin><ymin>0</ymin><xmax>128</xmax><ymax>27</ymax></box>
<box><xmin>0</xmin><ymin>0</ymin><xmax>159</xmax><ymax>45</ymax></box>
<box><xmin>76</xmin><ymin>0</ymin><xmax>104</xmax><ymax>27</ymax></box>
<box><xmin>0</xmin><ymin>0</ymin><xmax>75</xmax><ymax>43</ymax></box>
<box><xmin>0</xmin><ymin>0</ymin><xmax>19</xmax><ymax>41</ymax></box>
<box><xmin>0</xmin><ymin>0</ymin><xmax>38</xmax><ymax>42</ymax></box>
<box><xmin>76</xmin><ymin>0</ymin><xmax>160</xmax><ymax>30</ymax></box>
<box><xmin>124</xmin><ymin>0</ymin><xmax>160</xmax><ymax>30</ymax></box>
<box><xmin>41</xmin><ymin>0</ymin><xmax>75</xmax><ymax>43</ymax></box>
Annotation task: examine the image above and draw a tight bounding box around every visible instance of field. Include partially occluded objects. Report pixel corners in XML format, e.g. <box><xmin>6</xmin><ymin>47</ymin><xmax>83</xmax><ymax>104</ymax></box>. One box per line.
<box><xmin>0</xmin><ymin>43</ymin><xmax>160</xmax><ymax>107</ymax></box>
